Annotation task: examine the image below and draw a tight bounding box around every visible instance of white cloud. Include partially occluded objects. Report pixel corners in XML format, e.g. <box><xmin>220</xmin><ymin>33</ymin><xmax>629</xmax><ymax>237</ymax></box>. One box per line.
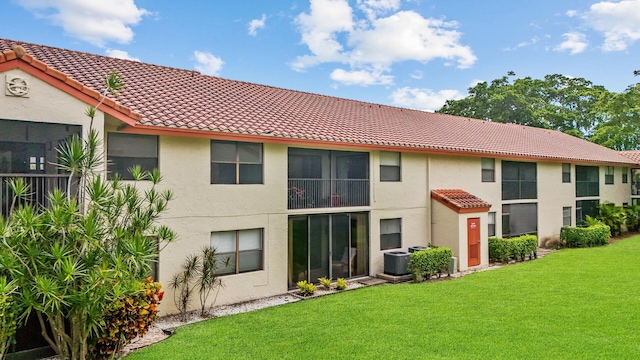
<box><xmin>105</xmin><ymin>49</ymin><xmax>139</xmax><ymax>61</ymax></box>
<box><xmin>583</xmin><ymin>0</ymin><xmax>640</xmax><ymax>51</ymax></box>
<box><xmin>292</xmin><ymin>0</ymin><xmax>476</xmax><ymax>86</ymax></box>
<box><xmin>248</xmin><ymin>14</ymin><xmax>267</xmax><ymax>36</ymax></box>
<box><xmin>410</xmin><ymin>70</ymin><xmax>423</xmax><ymax>79</ymax></box>
<box><xmin>390</xmin><ymin>87</ymin><xmax>465</xmax><ymax>112</ymax></box>
<box><xmin>194</xmin><ymin>51</ymin><xmax>224</xmax><ymax>76</ymax></box>
<box><xmin>356</xmin><ymin>0</ymin><xmax>401</xmax><ymax>20</ymax></box>
<box><xmin>330</xmin><ymin>68</ymin><xmax>393</xmax><ymax>85</ymax></box>
<box><xmin>17</xmin><ymin>0</ymin><xmax>148</xmax><ymax>47</ymax></box>
<box><xmin>554</xmin><ymin>32</ymin><xmax>588</xmax><ymax>54</ymax></box>
<box><xmin>293</xmin><ymin>0</ymin><xmax>354</xmax><ymax>70</ymax></box>
<box><xmin>504</xmin><ymin>37</ymin><xmax>539</xmax><ymax>51</ymax></box>
<box><xmin>566</xmin><ymin>10</ymin><xmax>578</xmax><ymax>17</ymax></box>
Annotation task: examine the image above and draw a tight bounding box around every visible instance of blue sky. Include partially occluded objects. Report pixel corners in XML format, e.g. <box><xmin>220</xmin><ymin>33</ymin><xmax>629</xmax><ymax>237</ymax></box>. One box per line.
<box><xmin>3</xmin><ymin>0</ymin><xmax>640</xmax><ymax>111</ymax></box>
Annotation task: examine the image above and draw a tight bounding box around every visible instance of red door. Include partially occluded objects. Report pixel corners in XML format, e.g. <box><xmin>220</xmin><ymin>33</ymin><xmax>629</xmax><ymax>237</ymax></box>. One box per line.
<box><xmin>467</xmin><ymin>218</ymin><xmax>481</xmax><ymax>267</ymax></box>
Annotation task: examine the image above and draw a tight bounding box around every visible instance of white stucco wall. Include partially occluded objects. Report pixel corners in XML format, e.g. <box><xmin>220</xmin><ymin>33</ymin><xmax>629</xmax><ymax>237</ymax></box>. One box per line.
<box><xmin>1</xmin><ymin>69</ymin><xmax>104</xmax><ymax>137</ymax></box>
<box><xmin>153</xmin><ymin>137</ymin><xmax>290</xmax><ymax>313</ymax></box>
<box><xmin>369</xmin><ymin>151</ymin><xmax>430</xmax><ymax>275</ymax></box>
<box><xmin>431</xmin><ymin>201</ymin><xmax>460</xmax><ymax>256</ymax></box>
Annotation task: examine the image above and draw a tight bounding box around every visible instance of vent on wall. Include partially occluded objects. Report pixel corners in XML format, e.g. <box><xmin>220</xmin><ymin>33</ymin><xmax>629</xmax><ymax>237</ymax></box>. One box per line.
<box><xmin>5</xmin><ymin>75</ymin><xmax>29</xmax><ymax>97</ymax></box>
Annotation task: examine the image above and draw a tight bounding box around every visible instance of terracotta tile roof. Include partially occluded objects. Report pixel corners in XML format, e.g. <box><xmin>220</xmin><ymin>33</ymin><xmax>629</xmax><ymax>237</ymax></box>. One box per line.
<box><xmin>619</xmin><ymin>151</ymin><xmax>640</xmax><ymax>164</ymax></box>
<box><xmin>0</xmin><ymin>38</ymin><xmax>637</xmax><ymax>166</ymax></box>
<box><xmin>431</xmin><ymin>189</ymin><xmax>491</xmax><ymax>213</ymax></box>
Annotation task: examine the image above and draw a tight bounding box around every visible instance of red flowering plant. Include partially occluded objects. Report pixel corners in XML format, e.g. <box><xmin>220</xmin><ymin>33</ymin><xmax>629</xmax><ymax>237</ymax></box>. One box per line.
<box><xmin>90</xmin><ymin>277</ymin><xmax>164</xmax><ymax>358</ymax></box>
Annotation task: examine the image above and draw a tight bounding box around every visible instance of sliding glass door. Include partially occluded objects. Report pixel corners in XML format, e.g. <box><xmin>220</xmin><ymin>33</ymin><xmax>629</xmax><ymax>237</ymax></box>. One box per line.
<box><xmin>288</xmin><ymin>212</ymin><xmax>368</xmax><ymax>288</ymax></box>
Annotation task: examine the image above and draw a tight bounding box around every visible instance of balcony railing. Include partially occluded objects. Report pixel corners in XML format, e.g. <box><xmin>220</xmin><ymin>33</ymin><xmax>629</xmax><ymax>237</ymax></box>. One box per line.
<box><xmin>1</xmin><ymin>174</ymin><xmax>73</xmax><ymax>217</ymax></box>
<box><xmin>288</xmin><ymin>179</ymin><xmax>369</xmax><ymax>209</ymax></box>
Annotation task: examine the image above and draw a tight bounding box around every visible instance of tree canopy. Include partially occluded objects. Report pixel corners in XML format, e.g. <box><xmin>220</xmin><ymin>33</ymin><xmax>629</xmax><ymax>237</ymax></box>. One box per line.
<box><xmin>437</xmin><ymin>74</ymin><xmax>640</xmax><ymax>150</ymax></box>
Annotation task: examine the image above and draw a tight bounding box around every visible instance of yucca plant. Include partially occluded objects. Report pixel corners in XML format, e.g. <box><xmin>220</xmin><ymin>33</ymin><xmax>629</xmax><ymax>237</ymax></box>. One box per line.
<box><xmin>0</xmin><ymin>72</ymin><xmax>176</xmax><ymax>360</ymax></box>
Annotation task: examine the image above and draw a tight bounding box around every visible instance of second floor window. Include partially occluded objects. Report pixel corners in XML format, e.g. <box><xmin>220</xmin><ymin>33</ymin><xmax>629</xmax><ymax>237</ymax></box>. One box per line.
<box><xmin>605</xmin><ymin>166</ymin><xmax>614</xmax><ymax>185</ymax></box>
<box><xmin>502</xmin><ymin>161</ymin><xmax>537</xmax><ymax>200</ymax></box>
<box><xmin>562</xmin><ymin>163</ymin><xmax>571</xmax><ymax>183</ymax></box>
<box><xmin>481</xmin><ymin>158</ymin><xmax>495</xmax><ymax>182</ymax></box>
<box><xmin>622</xmin><ymin>167</ymin><xmax>628</xmax><ymax>184</ymax></box>
<box><xmin>107</xmin><ymin>133</ymin><xmax>158</xmax><ymax>180</ymax></box>
<box><xmin>576</xmin><ymin>165</ymin><xmax>599</xmax><ymax>197</ymax></box>
<box><xmin>211</xmin><ymin>140</ymin><xmax>263</xmax><ymax>184</ymax></box>
<box><xmin>380</xmin><ymin>151</ymin><xmax>401</xmax><ymax>182</ymax></box>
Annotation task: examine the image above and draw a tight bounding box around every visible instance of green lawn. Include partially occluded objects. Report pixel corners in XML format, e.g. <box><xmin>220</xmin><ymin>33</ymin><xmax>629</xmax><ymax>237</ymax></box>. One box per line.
<box><xmin>128</xmin><ymin>237</ymin><xmax>640</xmax><ymax>359</ymax></box>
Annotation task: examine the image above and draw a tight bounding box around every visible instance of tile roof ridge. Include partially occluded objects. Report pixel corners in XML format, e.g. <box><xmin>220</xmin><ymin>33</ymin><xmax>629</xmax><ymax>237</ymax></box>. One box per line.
<box><xmin>0</xmin><ymin>40</ymin><xmax>142</xmax><ymax>121</ymax></box>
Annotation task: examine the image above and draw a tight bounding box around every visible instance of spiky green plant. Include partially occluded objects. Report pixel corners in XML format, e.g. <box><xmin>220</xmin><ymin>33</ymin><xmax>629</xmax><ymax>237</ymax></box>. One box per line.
<box><xmin>318</xmin><ymin>277</ymin><xmax>332</xmax><ymax>289</ymax></box>
<box><xmin>0</xmin><ymin>72</ymin><xmax>176</xmax><ymax>360</ymax></box>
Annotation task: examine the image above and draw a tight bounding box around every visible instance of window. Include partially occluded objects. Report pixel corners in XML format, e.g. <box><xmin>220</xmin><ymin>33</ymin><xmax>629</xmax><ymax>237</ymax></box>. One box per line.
<box><xmin>562</xmin><ymin>163</ymin><xmax>571</xmax><ymax>183</ymax></box>
<box><xmin>380</xmin><ymin>218</ymin><xmax>401</xmax><ymax>250</ymax></box>
<box><xmin>211</xmin><ymin>140</ymin><xmax>263</xmax><ymax>184</ymax></box>
<box><xmin>563</xmin><ymin>207</ymin><xmax>571</xmax><ymax>227</ymax></box>
<box><xmin>576</xmin><ymin>200</ymin><xmax>599</xmax><ymax>226</ymax></box>
<box><xmin>622</xmin><ymin>167</ymin><xmax>628</xmax><ymax>184</ymax></box>
<box><xmin>502</xmin><ymin>203</ymin><xmax>537</xmax><ymax>237</ymax></box>
<box><xmin>633</xmin><ymin>169</ymin><xmax>640</xmax><ymax>195</ymax></box>
<box><xmin>502</xmin><ymin>161</ymin><xmax>537</xmax><ymax>200</ymax></box>
<box><xmin>481</xmin><ymin>158</ymin><xmax>495</xmax><ymax>182</ymax></box>
<box><xmin>488</xmin><ymin>212</ymin><xmax>496</xmax><ymax>237</ymax></box>
<box><xmin>380</xmin><ymin>151</ymin><xmax>401</xmax><ymax>182</ymax></box>
<box><xmin>605</xmin><ymin>166</ymin><xmax>614</xmax><ymax>185</ymax></box>
<box><xmin>575</xmin><ymin>166</ymin><xmax>599</xmax><ymax>197</ymax></box>
<box><xmin>107</xmin><ymin>133</ymin><xmax>158</xmax><ymax>180</ymax></box>
<box><xmin>211</xmin><ymin>229</ymin><xmax>263</xmax><ymax>274</ymax></box>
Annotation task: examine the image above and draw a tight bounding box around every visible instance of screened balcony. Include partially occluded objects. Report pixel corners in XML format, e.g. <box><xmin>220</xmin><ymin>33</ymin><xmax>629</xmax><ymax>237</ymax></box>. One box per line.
<box><xmin>1</xmin><ymin>174</ymin><xmax>73</xmax><ymax>217</ymax></box>
<box><xmin>288</xmin><ymin>148</ymin><xmax>370</xmax><ymax>209</ymax></box>
<box><xmin>1</xmin><ymin>119</ymin><xmax>81</xmax><ymax>217</ymax></box>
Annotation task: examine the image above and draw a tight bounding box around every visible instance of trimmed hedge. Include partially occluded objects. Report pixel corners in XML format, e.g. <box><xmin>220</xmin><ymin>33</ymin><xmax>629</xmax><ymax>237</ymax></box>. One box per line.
<box><xmin>488</xmin><ymin>235</ymin><xmax>538</xmax><ymax>263</ymax></box>
<box><xmin>560</xmin><ymin>225</ymin><xmax>610</xmax><ymax>248</ymax></box>
<box><xmin>408</xmin><ymin>247</ymin><xmax>453</xmax><ymax>282</ymax></box>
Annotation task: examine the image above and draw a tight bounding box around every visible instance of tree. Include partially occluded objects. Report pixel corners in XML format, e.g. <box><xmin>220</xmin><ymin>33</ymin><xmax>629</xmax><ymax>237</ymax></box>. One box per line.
<box><xmin>0</xmin><ymin>72</ymin><xmax>176</xmax><ymax>359</ymax></box>
<box><xmin>590</xmin><ymin>83</ymin><xmax>640</xmax><ymax>150</ymax></box>
<box><xmin>437</xmin><ymin>74</ymin><xmax>612</xmax><ymax>139</ymax></box>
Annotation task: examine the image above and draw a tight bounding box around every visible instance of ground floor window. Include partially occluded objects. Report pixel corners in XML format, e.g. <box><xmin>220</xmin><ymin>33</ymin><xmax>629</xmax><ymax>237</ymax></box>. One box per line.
<box><xmin>563</xmin><ymin>207</ymin><xmax>572</xmax><ymax>227</ymax></box>
<box><xmin>380</xmin><ymin>218</ymin><xmax>401</xmax><ymax>250</ymax></box>
<box><xmin>211</xmin><ymin>229</ymin><xmax>263</xmax><ymax>275</ymax></box>
<box><xmin>288</xmin><ymin>212</ymin><xmax>368</xmax><ymax>288</ymax></box>
<box><xmin>576</xmin><ymin>200</ymin><xmax>599</xmax><ymax>226</ymax></box>
<box><xmin>488</xmin><ymin>212</ymin><xmax>496</xmax><ymax>237</ymax></box>
<box><xmin>502</xmin><ymin>203</ymin><xmax>537</xmax><ymax>237</ymax></box>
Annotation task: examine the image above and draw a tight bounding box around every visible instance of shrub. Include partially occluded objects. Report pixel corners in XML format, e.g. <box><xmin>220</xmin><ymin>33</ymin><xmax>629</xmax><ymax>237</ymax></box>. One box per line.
<box><xmin>91</xmin><ymin>278</ymin><xmax>164</xmax><ymax>358</ymax></box>
<box><xmin>335</xmin><ymin>278</ymin><xmax>347</xmax><ymax>291</ymax></box>
<box><xmin>489</xmin><ymin>235</ymin><xmax>538</xmax><ymax>262</ymax></box>
<box><xmin>560</xmin><ymin>225</ymin><xmax>610</xmax><ymax>248</ymax></box>
<box><xmin>297</xmin><ymin>281</ymin><xmax>316</xmax><ymax>296</ymax></box>
<box><xmin>624</xmin><ymin>205</ymin><xmax>640</xmax><ymax>232</ymax></box>
<box><xmin>408</xmin><ymin>247</ymin><xmax>453</xmax><ymax>281</ymax></box>
<box><xmin>0</xmin><ymin>277</ymin><xmax>19</xmax><ymax>358</ymax></box>
<box><xmin>596</xmin><ymin>203</ymin><xmax>625</xmax><ymax>236</ymax></box>
<box><xmin>318</xmin><ymin>277</ymin><xmax>332</xmax><ymax>289</ymax></box>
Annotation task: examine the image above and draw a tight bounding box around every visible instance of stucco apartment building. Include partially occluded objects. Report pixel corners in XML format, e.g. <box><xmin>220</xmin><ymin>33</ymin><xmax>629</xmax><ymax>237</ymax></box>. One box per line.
<box><xmin>1</xmin><ymin>38</ymin><xmax>639</xmax><ymax>313</ymax></box>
